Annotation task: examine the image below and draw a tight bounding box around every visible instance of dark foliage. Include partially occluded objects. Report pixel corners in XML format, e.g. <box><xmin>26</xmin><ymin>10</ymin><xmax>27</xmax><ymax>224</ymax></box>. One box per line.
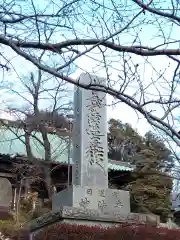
<box><xmin>25</xmin><ymin>110</ymin><xmax>69</xmax><ymax>130</ymax></box>
<box><xmin>108</xmin><ymin>118</ymin><xmax>173</xmax><ymax>220</ymax></box>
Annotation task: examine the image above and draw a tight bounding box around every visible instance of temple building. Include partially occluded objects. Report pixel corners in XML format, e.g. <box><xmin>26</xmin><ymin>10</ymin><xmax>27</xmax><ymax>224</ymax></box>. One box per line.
<box><xmin>0</xmin><ymin>118</ymin><xmax>135</xmax><ymax>217</ymax></box>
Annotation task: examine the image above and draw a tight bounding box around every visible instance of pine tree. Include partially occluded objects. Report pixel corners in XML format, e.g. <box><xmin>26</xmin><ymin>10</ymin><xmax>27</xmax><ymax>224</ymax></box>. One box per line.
<box><xmin>125</xmin><ymin>148</ymin><xmax>172</xmax><ymax>222</ymax></box>
<box><xmin>108</xmin><ymin>118</ymin><xmax>174</xmax><ymax>221</ymax></box>
<box><xmin>108</xmin><ymin>119</ymin><xmax>143</xmax><ymax>162</ymax></box>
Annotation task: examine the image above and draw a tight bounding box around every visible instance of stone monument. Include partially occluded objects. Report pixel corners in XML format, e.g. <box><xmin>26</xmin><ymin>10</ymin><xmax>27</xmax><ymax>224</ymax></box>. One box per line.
<box><xmin>52</xmin><ymin>73</ymin><xmax>130</xmax><ymax>214</ymax></box>
<box><xmin>0</xmin><ymin>177</ymin><xmax>12</xmax><ymax>209</ymax></box>
<box><xmin>0</xmin><ymin>177</ymin><xmax>13</xmax><ymax>220</ymax></box>
<box><xmin>29</xmin><ymin>73</ymin><xmax>159</xmax><ymax>234</ymax></box>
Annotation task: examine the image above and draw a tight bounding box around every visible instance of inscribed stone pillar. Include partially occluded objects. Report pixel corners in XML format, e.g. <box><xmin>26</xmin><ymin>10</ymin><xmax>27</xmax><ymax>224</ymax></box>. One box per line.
<box><xmin>72</xmin><ymin>73</ymin><xmax>108</xmax><ymax>188</ymax></box>
<box><xmin>52</xmin><ymin>73</ymin><xmax>130</xmax><ymax>214</ymax></box>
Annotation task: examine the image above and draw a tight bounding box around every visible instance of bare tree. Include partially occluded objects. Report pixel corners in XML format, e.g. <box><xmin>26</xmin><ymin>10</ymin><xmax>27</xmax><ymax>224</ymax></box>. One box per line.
<box><xmin>0</xmin><ymin>51</ymin><xmax>72</xmax><ymax>198</ymax></box>
<box><xmin>0</xmin><ymin>2</ymin><xmax>180</xmax><ymax>155</ymax></box>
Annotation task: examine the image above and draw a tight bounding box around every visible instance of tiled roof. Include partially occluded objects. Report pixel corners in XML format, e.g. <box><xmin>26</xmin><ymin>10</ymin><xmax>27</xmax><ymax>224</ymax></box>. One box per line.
<box><xmin>0</xmin><ymin>126</ymin><xmax>69</xmax><ymax>163</ymax></box>
<box><xmin>108</xmin><ymin>160</ymin><xmax>135</xmax><ymax>172</ymax></box>
<box><xmin>0</xmin><ymin>126</ymin><xmax>134</xmax><ymax>172</ymax></box>
<box><xmin>108</xmin><ymin>162</ymin><xmax>134</xmax><ymax>171</ymax></box>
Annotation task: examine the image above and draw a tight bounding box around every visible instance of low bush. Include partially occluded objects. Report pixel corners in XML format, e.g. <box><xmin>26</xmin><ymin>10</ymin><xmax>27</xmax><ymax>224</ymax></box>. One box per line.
<box><xmin>34</xmin><ymin>223</ymin><xmax>180</xmax><ymax>240</ymax></box>
<box><xmin>1</xmin><ymin>222</ymin><xmax>180</xmax><ymax>240</ymax></box>
<box><xmin>0</xmin><ymin>220</ymin><xmax>29</xmax><ymax>240</ymax></box>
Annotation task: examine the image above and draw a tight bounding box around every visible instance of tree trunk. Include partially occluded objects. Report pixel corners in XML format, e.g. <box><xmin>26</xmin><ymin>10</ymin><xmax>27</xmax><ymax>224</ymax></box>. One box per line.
<box><xmin>39</xmin><ymin>125</ymin><xmax>53</xmax><ymax>199</ymax></box>
<box><xmin>43</xmin><ymin>165</ymin><xmax>54</xmax><ymax>199</ymax></box>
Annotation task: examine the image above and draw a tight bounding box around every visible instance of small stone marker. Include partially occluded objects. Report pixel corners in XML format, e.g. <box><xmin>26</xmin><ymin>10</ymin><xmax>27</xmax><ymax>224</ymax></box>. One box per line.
<box><xmin>52</xmin><ymin>73</ymin><xmax>130</xmax><ymax>214</ymax></box>
<box><xmin>0</xmin><ymin>178</ymin><xmax>12</xmax><ymax>208</ymax></box>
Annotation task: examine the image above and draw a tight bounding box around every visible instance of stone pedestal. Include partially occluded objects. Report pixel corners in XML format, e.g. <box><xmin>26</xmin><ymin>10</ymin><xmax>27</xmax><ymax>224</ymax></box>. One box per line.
<box><xmin>29</xmin><ymin>206</ymin><xmax>160</xmax><ymax>233</ymax></box>
<box><xmin>52</xmin><ymin>185</ymin><xmax>130</xmax><ymax>214</ymax></box>
<box><xmin>0</xmin><ymin>206</ymin><xmax>13</xmax><ymax>220</ymax></box>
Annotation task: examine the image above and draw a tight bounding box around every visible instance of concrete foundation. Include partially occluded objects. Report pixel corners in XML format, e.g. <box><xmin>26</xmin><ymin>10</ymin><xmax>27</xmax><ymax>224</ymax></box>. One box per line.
<box><xmin>29</xmin><ymin>206</ymin><xmax>160</xmax><ymax>237</ymax></box>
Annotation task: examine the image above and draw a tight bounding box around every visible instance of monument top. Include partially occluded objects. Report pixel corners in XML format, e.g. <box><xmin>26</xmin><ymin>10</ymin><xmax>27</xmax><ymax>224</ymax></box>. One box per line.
<box><xmin>72</xmin><ymin>73</ymin><xmax>108</xmax><ymax>188</ymax></box>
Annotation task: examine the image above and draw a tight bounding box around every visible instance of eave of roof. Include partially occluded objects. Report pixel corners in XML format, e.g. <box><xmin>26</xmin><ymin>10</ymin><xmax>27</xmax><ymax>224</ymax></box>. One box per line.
<box><xmin>108</xmin><ymin>161</ymin><xmax>134</xmax><ymax>171</ymax></box>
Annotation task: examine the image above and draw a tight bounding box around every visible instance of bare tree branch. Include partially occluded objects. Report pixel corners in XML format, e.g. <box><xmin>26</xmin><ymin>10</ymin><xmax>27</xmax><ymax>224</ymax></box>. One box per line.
<box><xmin>0</xmin><ymin>0</ymin><xmax>180</xmax><ymax>181</ymax></box>
<box><xmin>133</xmin><ymin>0</ymin><xmax>180</xmax><ymax>23</ymax></box>
<box><xmin>1</xmin><ymin>35</ymin><xmax>180</xmax><ymax>56</ymax></box>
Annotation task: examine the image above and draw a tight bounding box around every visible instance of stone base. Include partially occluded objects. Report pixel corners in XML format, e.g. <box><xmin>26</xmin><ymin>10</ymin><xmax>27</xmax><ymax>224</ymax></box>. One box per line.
<box><xmin>0</xmin><ymin>206</ymin><xmax>13</xmax><ymax>220</ymax></box>
<box><xmin>29</xmin><ymin>206</ymin><xmax>160</xmax><ymax>232</ymax></box>
<box><xmin>52</xmin><ymin>185</ymin><xmax>130</xmax><ymax>214</ymax></box>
